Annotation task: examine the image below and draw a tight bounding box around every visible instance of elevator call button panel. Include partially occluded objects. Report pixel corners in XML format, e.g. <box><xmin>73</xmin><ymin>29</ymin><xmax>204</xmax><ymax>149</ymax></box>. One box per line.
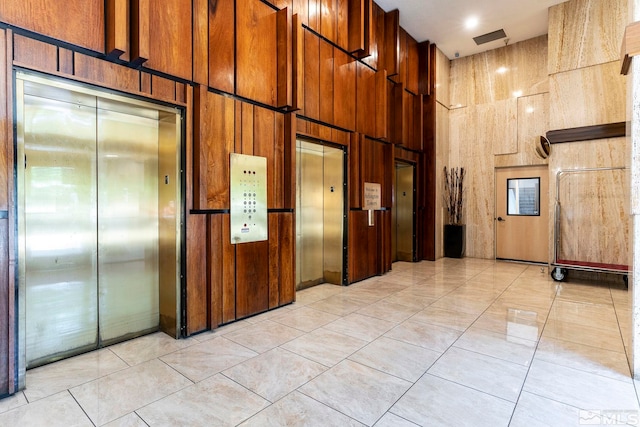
<box><xmin>230</xmin><ymin>153</ymin><xmax>268</xmax><ymax>244</ymax></box>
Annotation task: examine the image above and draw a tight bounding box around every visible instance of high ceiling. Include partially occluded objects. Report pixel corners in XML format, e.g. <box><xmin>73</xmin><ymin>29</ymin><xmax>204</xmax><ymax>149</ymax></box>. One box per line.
<box><xmin>373</xmin><ymin>0</ymin><xmax>567</xmax><ymax>59</ymax></box>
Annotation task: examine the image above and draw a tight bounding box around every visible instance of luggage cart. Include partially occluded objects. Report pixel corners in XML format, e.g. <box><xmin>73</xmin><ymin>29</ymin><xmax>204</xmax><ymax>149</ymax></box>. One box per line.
<box><xmin>551</xmin><ymin>167</ymin><xmax>629</xmax><ymax>285</ymax></box>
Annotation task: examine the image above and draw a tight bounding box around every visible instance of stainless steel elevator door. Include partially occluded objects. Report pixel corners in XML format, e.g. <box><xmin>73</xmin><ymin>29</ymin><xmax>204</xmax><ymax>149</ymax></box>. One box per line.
<box><xmin>17</xmin><ymin>74</ymin><xmax>181</xmax><ymax>370</ymax></box>
<box><xmin>295</xmin><ymin>140</ymin><xmax>344</xmax><ymax>289</ymax></box>
<box><xmin>97</xmin><ymin>103</ymin><xmax>160</xmax><ymax>343</ymax></box>
<box><xmin>22</xmin><ymin>90</ymin><xmax>100</xmax><ymax>367</ymax></box>
<box><xmin>394</xmin><ymin>162</ymin><xmax>414</xmax><ymax>262</ymax></box>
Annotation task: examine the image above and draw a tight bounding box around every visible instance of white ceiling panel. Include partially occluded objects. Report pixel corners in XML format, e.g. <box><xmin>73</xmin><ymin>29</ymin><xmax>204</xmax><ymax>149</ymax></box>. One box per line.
<box><xmin>373</xmin><ymin>0</ymin><xmax>567</xmax><ymax>59</ymax></box>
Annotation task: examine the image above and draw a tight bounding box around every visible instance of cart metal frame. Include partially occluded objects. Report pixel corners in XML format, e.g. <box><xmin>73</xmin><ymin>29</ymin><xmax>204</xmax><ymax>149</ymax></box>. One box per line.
<box><xmin>551</xmin><ymin>166</ymin><xmax>628</xmax><ymax>283</ymax></box>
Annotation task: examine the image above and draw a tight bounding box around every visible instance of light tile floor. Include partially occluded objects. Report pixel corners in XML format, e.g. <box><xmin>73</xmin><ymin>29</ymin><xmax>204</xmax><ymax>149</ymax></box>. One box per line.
<box><xmin>1</xmin><ymin>258</ymin><xmax>638</xmax><ymax>426</ymax></box>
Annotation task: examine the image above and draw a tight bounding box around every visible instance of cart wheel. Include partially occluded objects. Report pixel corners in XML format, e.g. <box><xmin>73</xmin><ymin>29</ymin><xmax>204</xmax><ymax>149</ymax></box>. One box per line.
<box><xmin>551</xmin><ymin>267</ymin><xmax>567</xmax><ymax>282</ymax></box>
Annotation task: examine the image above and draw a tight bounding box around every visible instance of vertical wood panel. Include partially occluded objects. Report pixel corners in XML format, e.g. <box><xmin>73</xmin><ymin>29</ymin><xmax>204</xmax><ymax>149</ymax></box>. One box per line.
<box><xmin>145</xmin><ymin>0</ymin><xmax>192</xmax><ymax>79</ymax></box>
<box><xmin>209</xmin><ymin>0</ymin><xmax>235</xmax><ymax>93</ymax></box>
<box><xmin>333</xmin><ymin>48</ymin><xmax>356</xmax><ymax>131</ymax></box>
<box><xmin>222</xmin><ymin>215</ymin><xmax>236</xmax><ymax>323</ymax></box>
<box><xmin>283</xmin><ymin>113</ymin><xmax>296</xmax><ymax>209</ymax></box>
<box><xmin>58</xmin><ymin>48</ymin><xmax>74</xmax><ymax>75</ymax></box>
<box><xmin>0</xmin><ymin>0</ymin><xmax>105</xmax><ymax>52</ymax></box>
<box><xmin>389</xmin><ymin>82</ymin><xmax>403</xmax><ymax>144</ymax></box>
<box><xmin>349</xmin><ymin>132</ymin><xmax>362</xmax><ymax>208</ymax></box>
<box><xmin>237</xmin><ymin>0</ymin><xmax>277</xmax><ymax>106</ymax></box>
<box><xmin>295</xmin><ymin>0</ymin><xmax>309</xmax><ymax>27</ymax></box>
<box><xmin>140</xmin><ymin>72</ymin><xmax>152</xmax><ymax>95</ymax></box>
<box><xmin>12</xmin><ymin>35</ymin><xmax>57</xmax><ymax>74</ymax></box>
<box><xmin>268</xmin><ymin>214</ymin><xmax>280</xmax><ymax>308</ymax></box>
<box><xmin>391</xmin><ymin>27</ymin><xmax>407</xmax><ymax>85</ymax></box>
<box><xmin>336</xmin><ymin>0</ymin><xmax>349</xmax><ymax>50</ymax></box>
<box><xmin>347</xmin><ymin>0</ymin><xmax>364</xmax><ymax>52</ymax></box>
<box><xmin>304</xmin><ymin>30</ymin><xmax>320</xmax><ymax>120</ymax></box>
<box><xmin>253</xmin><ymin>106</ymin><xmax>276</xmax><ymax>207</ymax></box>
<box><xmin>193</xmin><ymin>87</ymin><xmax>235</xmax><ymax>210</ymax></box>
<box><xmin>319</xmin><ymin>39</ymin><xmax>334</xmax><ymax>125</ymax></box>
<box><xmin>406</xmin><ymin>33</ymin><xmax>419</xmax><ymax>95</ymax></box>
<box><xmin>130</xmin><ymin>0</ymin><xmax>149</xmax><ymax>66</ymax></box>
<box><xmin>308</xmin><ymin>0</ymin><xmax>320</xmax><ymax>31</ymax></box>
<box><xmin>274</xmin><ymin>113</ymin><xmax>286</xmax><ymax>209</ymax></box>
<box><xmin>292</xmin><ymin>14</ymin><xmax>304</xmax><ymax>112</ymax></box>
<box><xmin>361</xmin><ymin>1</ymin><xmax>379</xmax><ymax>69</ymax></box>
<box><xmin>276</xmin><ymin>7</ymin><xmax>293</xmax><ymax>108</ymax></box>
<box><xmin>106</xmin><ymin>0</ymin><xmax>129</xmax><ymax>60</ymax></box>
<box><xmin>331</xmin><ymin>128</ymin><xmax>349</xmax><ymax>146</ymax></box>
<box><xmin>356</xmin><ymin>62</ymin><xmax>375</xmax><ymax>136</ymax></box>
<box><xmin>241</xmin><ymin>103</ymin><xmax>255</xmax><ymax>155</ymax></box>
<box><xmin>279</xmin><ymin>213</ymin><xmax>295</xmax><ymax>304</ymax></box>
<box><xmin>151</xmin><ymin>75</ymin><xmax>176</xmax><ymax>102</ymax></box>
<box><xmin>320</xmin><ymin>0</ymin><xmax>337</xmax><ymax>42</ymax></box>
<box><xmin>209</xmin><ymin>215</ymin><xmax>223</xmax><ymax>327</ymax></box>
<box><xmin>418</xmin><ymin>41</ymin><xmax>431</xmax><ymax>96</ymax></box>
<box><xmin>176</xmin><ymin>83</ymin><xmax>186</xmax><ymax>103</ymax></box>
<box><xmin>236</xmin><ymin>241</ymin><xmax>270</xmax><ymax>318</ymax></box>
<box><xmin>193</xmin><ymin>0</ymin><xmax>209</xmax><ymax>85</ymax></box>
<box><xmin>375</xmin><ymin>69</ymin><xmax>388</xmax><ymax>140</ymax></box>
<box><xmin>186</xmin><ymin>214</ymin><xmax>207</xmax><ymax>334</ymax></box>
<box><xmin>382</xmin><ymin>9</ymin><xmax>399</xmax><ymax>77</ymax></box>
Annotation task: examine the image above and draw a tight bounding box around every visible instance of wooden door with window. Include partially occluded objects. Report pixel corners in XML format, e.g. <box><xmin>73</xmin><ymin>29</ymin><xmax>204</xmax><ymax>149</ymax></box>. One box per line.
<box><xmin>495</xmin><ymin>166</ymin><xmax>549</xmax><ymax>263</ymax></box>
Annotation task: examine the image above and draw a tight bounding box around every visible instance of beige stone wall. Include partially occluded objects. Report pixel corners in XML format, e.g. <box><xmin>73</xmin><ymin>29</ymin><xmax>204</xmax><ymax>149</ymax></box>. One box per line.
<box><xmin>447</xmin><ymin>36</ymin><xmax>549</xmax><ymax>259</ymax></box>
<box><xmin>445</xmin><ymin>0</ymin><xmax>629</xmax><ymax>261</ymax></box>
<box><xmin>548</xmin><ymin>0</ymin><xmax>628</xmax><ymax>268</ymax></box>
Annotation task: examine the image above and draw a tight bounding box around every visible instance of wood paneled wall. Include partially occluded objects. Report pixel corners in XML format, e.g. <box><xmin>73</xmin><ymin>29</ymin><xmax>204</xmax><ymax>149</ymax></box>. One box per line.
<box><xmin>0</xmin><ymin>0</ymin><xmax>436</xmax><ymax>395</ymax></box>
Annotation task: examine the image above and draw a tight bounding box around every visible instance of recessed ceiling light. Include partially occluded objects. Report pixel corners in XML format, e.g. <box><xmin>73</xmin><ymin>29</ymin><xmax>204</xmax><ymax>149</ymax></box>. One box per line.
<box><xmin>465</xmin><ymin>16</ymin><xmax>479</xmax><ymax>30</ymax></box>
<box><xmin>496</xmin><ymin>67</ymin><xmax>508</xmax><ymax>74</ymax></box>
<box><xmin>513</xmin><ymin>90</ymin><xmax>523</xmax><ymax>98</ymax></box>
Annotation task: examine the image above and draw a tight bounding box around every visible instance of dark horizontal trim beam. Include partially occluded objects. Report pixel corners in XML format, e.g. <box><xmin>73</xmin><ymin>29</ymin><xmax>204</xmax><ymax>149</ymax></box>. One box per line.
<box><xmin>189</xmin><ymin>209</ymin><xmax>294</xmax><ymax>215</ymax></box>
<box><xmin>546</xmin><ymin>122</ymin><xmax>626</xmax><ymax>144</ymax></box>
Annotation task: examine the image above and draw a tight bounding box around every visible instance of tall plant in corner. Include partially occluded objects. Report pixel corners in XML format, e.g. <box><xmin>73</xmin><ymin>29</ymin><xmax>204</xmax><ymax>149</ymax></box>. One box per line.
<box><xmin>443</xmin><ymin>166</ymin><xmax>466</xmax><ymax>257</ymax></box>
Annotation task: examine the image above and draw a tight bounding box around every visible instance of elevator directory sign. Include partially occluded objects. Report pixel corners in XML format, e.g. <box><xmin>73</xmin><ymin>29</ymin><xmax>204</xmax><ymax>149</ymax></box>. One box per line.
<box><xmin>230</xmin><ymin>153</ymin><xmax>268</xmax><ymax>244</ymax></box>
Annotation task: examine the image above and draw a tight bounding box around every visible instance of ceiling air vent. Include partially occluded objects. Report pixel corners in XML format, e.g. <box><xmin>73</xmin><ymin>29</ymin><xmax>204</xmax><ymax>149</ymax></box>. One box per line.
<box><xmin>473</xmin><ymin>29</ymin><xmax>507</xmax><ymax>45</ymax></box>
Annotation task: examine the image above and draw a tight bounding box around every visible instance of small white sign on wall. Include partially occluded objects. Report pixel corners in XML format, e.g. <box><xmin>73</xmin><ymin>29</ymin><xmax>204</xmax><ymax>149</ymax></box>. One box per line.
<box><xmin>363</xmin><ymin>182</ymin><xmax>381</xmax><ymax>210</ymax></box>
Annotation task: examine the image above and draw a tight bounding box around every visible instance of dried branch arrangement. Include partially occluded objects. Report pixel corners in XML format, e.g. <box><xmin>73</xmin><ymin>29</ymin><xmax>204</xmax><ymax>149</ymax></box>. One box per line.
<box><xmin>443</xmin><ymin>166</ymin><xmax>465</xmax><ymax>225</ymax></box>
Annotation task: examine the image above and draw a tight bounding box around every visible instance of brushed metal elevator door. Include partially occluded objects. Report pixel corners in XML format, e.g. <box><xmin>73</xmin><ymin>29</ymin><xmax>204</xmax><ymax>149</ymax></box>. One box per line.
<box><xmin>295</xmin><ymin>140</ymin><xmax>345</xmax><ymax>290</ymax></box>
<box><xmin>97</xmin><ymin>100</ymin><xmax>160</xmax><ymax>344</ymax></box>
<box><xmin>22</xmin><ymin>87</ymin><xmax>100</xmax><ymax>367</ymax></box>
<box><xmin>19</xmin><ymin>78</ymin><xmax>162</xmax><ymax>367</ymax></box>
<box><xmin>394</xmin><ymin>162</ymin><xmax>414</xmax><ymax>262</ymax></box>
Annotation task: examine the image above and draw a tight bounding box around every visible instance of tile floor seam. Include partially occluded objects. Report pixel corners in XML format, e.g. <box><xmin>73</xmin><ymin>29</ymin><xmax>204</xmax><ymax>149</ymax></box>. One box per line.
<box><xmin>289</xmin><ymin>388</ymin><xmax>368</xmax><ymax>427</ymax></box>
<box><xmin>424</xmin><ymin>369</ymin><xmax>521</xmax><ymax>404</ymax></box>
<box><xmin>65</xmin><ymin>389</ymin><xmax>95</xmax><ymax>427</ymax></box>
<box><xmin>507</xmin><ymin>274</ymin><xmax>560</xmax><ymax>426</ymax></box>
<box><xmin>610</xmin><ymin>285</ymin><xmax>636</xmax><ymax>387</ymax></box>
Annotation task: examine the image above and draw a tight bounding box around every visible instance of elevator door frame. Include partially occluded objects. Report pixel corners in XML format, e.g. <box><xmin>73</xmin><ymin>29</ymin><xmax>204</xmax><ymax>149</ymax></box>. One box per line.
<box><xmin>393</xmin><ymin>160</ymin><xmax>417</xmax><ymax>262</ymax></box>
<box><xmin>14</xmin><ymin>71</ymin><xmax>186</xmax><ymax>387</ymax></box>
<box><xmin>295</xmin><ymin>137</ymin><xmax>348</xmax><ymax>288</ymax></box>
